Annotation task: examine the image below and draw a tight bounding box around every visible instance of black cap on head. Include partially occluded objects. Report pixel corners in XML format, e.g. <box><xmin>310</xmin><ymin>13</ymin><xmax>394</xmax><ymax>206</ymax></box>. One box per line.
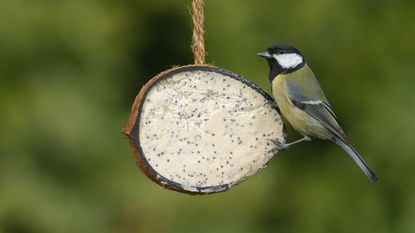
<box><xmin>266</xmin><ymin>44</ymin><xmax>303</xmax><ymax>57</ymax></box>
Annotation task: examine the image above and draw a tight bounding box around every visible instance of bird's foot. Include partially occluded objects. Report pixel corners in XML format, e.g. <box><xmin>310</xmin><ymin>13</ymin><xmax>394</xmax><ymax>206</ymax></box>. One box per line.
<box><xmin>270</xmin><ymin>136</ymin><xmax>311</xmax><ymax>152</ymax></box>
<box><xmin>270</xmin><ymin>101</ymin><xmax>278</xmax><ymax>109</ymax></box>
<box><xmin>270</xmin><ymin>139</ymin><xmax>288</xmax><ymax>152</ymax></box>
<box><xmin>264</xmin><ymin>100</ymin><xmax>279</xmax><ymax>110</ymax></box>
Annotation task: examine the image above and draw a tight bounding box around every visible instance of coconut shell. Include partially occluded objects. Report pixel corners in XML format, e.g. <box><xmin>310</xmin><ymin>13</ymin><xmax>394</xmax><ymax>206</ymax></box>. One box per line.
<box><xmin>123</xmin><ymin>65</ymin><xmax>286</xmax><ymax>194</ymax></box>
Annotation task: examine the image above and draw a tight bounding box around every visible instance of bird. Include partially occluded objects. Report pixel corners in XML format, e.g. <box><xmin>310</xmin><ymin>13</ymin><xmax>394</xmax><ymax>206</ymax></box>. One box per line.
<box><xmin>257</xmin><ymin>44</ymin><xmax>377</xmax><ymax>183</ymax></box>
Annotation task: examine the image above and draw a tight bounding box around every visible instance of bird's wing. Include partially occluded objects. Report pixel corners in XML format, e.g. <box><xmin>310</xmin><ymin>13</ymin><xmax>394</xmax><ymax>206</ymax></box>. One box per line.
<box><xmin>284</xmin><ymin>66</ymin><xmax>376</xmax><ymax>183</ymax></box>
<box><xmin>285</xmin><ymin>68</ymin><xmax>347</xmax><ymax>141</ymax></box>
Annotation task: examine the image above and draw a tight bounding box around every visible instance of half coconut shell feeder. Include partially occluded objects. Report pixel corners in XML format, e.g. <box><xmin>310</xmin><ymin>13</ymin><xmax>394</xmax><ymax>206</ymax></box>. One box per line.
<box><xmin>123</xmin><ymin>0</ymin><xmax>286</xmax><ymax>194</ymax></box>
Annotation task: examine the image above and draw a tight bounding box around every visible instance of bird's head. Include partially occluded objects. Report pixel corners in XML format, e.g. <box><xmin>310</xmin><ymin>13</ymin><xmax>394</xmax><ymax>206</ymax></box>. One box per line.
<box><xmin>257</xmin><ymin>44</ymin><xmax>305</xmax><ymax>80</ymax></box>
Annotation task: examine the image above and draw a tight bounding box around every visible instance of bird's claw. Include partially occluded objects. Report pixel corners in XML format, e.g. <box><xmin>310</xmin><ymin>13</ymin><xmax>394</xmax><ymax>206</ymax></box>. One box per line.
<box><xmin>264</xmin><ymin>100</ymin><xmax>278</xmax><ymax>109</ymax></box>
<box><xmin>270</xmin><ymin>101</ymin><xmax>278</xmax><ymax>109</ymax></box>
<box><xmin>269</xmin><ymin>136</ymin><xmax>311</xmax><ymax>153</ymax></box>
<box><xmin>270</xmin><ymin>139</ymin><xmax>288</xmax><ymax>152</ymax></box>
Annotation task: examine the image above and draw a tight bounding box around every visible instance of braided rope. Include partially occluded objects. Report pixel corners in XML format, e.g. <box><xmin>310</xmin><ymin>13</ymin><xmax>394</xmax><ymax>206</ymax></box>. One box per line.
<box><xmin>191</xmin><ymin>0</ymin><xmax>205</xmax><ymax>65</ymax></box>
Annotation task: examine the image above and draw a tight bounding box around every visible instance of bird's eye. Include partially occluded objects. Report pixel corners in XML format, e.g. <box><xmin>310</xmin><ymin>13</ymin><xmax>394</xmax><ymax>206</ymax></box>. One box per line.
<box><xmin>279</xmin><ymin>50</ymin><xmax>285</xmax><ymax>54</ymax></box>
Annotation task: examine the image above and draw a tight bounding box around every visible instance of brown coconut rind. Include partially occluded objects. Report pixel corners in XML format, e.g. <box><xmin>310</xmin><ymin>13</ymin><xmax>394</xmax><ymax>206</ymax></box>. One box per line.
<box><xmin>123</xmin><ymin>65</ymin><xmax>286</xmax><ymax>194</ymax></box>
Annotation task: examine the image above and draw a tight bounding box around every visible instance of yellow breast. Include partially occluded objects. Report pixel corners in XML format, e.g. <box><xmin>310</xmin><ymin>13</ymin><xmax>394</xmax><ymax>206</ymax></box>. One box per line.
<box><xmin>272</xmin><ymin>75</ymin><xmax>309</xmax><ymax>134</ymax></box>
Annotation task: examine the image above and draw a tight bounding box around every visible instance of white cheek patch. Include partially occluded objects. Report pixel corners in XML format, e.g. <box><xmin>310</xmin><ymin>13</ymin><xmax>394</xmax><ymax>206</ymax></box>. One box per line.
<box><xmin>273</xmin><ymin>53</ymin><xmax>303</xmax><ymax>69</ymax></box>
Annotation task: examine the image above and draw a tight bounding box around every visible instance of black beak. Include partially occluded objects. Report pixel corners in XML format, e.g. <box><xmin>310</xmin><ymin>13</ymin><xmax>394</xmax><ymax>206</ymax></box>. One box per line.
<box><xmin>257</xmin><ymin>51</ymin><xmax>272</xmax><ymax>58</ymax></box>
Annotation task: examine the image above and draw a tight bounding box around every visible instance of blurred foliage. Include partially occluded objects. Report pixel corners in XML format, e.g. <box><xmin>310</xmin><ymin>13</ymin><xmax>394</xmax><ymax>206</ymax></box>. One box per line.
<box><xmin>1</xmin><ymin>0</ymin><xmax>415</xmax><ymax>232</ymax></box>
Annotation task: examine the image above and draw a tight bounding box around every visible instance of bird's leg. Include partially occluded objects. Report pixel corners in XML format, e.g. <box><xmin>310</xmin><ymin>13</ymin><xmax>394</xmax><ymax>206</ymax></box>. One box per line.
<box><xmin>270</xmin><ymin>136</ymin><xmax>311</xmax><ymax>151</ymax></box>
<box><xmin>284</xmin><ymin>135</ymin><xmax>312</xmax><ymax>148</ymax></box>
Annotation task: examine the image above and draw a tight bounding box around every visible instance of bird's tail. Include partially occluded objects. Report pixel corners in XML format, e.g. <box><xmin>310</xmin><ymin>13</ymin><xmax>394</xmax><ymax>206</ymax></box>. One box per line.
<box><xmin>335</xmin><ymin>139</ymin><xmax>378</xmax><ymax>183</ymax></box>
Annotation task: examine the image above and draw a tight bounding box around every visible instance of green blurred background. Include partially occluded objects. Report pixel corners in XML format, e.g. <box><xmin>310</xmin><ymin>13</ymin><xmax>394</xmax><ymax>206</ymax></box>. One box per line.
<box><xmin>1</xmin><ymin>0</ymin><xmax>415</xmax><ymax>232</ymax></box>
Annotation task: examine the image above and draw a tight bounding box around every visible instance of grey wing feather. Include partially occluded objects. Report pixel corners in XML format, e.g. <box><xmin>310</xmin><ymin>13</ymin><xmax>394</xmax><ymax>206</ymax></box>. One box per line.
<box><xmin>321</xmin><ymin>102</ymin><xmax>337</xmax><ymax>119</ymax></box>
<box><xmin>301</xmin><ymin>103</ymin><xmax>347</xmax><ymax>141</ymax></box>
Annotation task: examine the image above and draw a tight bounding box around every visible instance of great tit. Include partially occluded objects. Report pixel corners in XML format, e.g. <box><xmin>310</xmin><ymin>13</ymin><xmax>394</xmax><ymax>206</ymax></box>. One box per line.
<box><xmin>258</xmin><ymin>44</ymin><xmax>377</xmax><ymax>183</ymax></box>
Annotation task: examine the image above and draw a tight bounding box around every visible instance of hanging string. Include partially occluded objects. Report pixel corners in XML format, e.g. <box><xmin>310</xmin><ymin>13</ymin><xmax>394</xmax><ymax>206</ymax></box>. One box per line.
<box><xmin>191</xmin><ymin>0</ymin><xmax>205</xmax><ymax>65</ymax></box>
